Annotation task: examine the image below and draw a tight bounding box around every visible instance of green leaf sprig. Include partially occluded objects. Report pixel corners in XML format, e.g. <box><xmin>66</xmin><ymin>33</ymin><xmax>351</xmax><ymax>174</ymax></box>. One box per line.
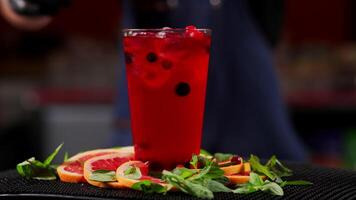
<box><xmin>132</xmin><ymin>180</ymin><xmax>168</xmax><ymax>194</ymax></box>
<box><xmin>249</xmin><ymin>154</ymin><xmax>311</xmax><ymax>185</ymax></box>
<box><xmin>233</xmin><ymin>172</ymin><xmax>284</xmax><ymax>196</ymax></box>
<box><xmin>161</xmin><ymin>154</ymin><xmax>231</xmax><ymax>199</ymax></box>
<box><xmin>16</xmin><ymin>143</ymin><xmax>63</xmax><ymax>180</ymax></box>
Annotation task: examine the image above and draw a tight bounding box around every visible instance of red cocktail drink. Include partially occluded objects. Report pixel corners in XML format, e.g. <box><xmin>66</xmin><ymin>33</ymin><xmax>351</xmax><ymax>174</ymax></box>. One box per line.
<box><xmin>123</xmin><ymin>26</ymin><xmax>211</xmax><ymax>169</ymax></box>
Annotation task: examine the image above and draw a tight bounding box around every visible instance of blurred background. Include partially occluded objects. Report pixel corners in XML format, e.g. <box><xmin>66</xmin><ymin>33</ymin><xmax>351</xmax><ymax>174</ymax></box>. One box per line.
<box><xmin>1</xmin><ymin>0</ymin><xmax>356</xmax><ymax>170</ymax></box>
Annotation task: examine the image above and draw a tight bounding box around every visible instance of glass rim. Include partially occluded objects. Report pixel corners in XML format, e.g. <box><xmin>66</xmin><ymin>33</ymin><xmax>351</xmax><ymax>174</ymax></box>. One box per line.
<box><xmin>122</xmin><ymin>28</ymin><xmax>211</xmax><ymax>34</ymax></box>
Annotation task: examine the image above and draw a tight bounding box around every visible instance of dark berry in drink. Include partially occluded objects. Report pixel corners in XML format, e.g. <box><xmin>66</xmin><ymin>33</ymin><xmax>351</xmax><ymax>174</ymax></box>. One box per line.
<box><xmin>175</xmin><ymin>82</ymin><xmax>191</xmax><ymax>96</ymax></box>
<box><xmin>146</xmin><ymin>52</ymin><xmax>158</xmax><ymax>63</ymax></box>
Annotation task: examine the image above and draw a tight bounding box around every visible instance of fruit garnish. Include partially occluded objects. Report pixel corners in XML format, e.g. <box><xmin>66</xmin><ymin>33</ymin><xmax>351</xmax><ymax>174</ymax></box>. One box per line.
<box><xmin>116</xmin><ymin>161</ymin><xmax>165</xmax><ymax>189</ymax></box>
<box><xmin>57</xmin><ymin>146</ymin><xmax>134</xmax><ymax>183</ymax></box>
<box><xmin>16</xmin><ymin>143</ymin><xmax>63</xmax><ymax>180</ymax></box>
<box><xmin>242</xmin><ymin>162</ymin><xmax>251</xmax><ymax>175</ymax></box>
<box><xmin>16</xmin><ymin>145</ymin><xmax>312</xmax><ymax>199</ymax></box>
<box><xmin>220</xmin><ymin>162</ymin><xmax>243</xmax><ymax>175</ymax></box>
<box><xmin>226</xmin><ymin>175</ymin><xmax>250</xmax><ymax>184</ymax></box>
<box><xmin>83</xmin><ymin>153</ymin><xmax>133</xmax><ymax>188</ymax></box>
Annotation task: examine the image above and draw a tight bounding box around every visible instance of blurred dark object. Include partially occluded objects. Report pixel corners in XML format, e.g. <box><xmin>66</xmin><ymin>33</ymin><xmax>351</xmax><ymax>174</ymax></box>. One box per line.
<box><xmin>0</xmin><ymin>110</ymin><xmax>42</xmax><ymax>171</ymax></box>
<box><xmin>344</xmin><ymin>129</ymin><xmax>356</xmax><ymax>169</ymax></box>
<box><xmin>248</xmin><ymin>0</ymin><xmax>284</xmax><ymax>47</ymax></box>
<box><xmin>9</xmin><ymin>0</ymin><xmax>71</xmax><ymax>16</ymax></box>
<box><xmin>131</xmin><ymin>0</ymin><xmax>285</xmax><ymax>47</ymax></box>
<box><xmin>0</xmin><ymin>0</ymin><xmax>119</xmax><ymax>170</ymax></box>
<box><xmin>132</xmin><ymin>0</ymin><xmax>170</xmax><ymax>28</ymax></box>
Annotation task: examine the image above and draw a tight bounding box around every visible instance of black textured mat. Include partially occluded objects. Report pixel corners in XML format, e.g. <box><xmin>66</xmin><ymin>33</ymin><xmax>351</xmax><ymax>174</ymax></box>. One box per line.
<box><xmin>1</xmin><ymin>163</ymin><xmax>356</xmax><ymax>200</ymax></box>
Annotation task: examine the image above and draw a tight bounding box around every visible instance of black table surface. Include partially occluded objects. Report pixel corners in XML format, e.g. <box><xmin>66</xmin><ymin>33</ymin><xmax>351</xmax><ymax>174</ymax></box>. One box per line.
<box><xmin>1</xmin><ymin>163</ymin><xmax>356</xmax><ymax>200</ymax></box>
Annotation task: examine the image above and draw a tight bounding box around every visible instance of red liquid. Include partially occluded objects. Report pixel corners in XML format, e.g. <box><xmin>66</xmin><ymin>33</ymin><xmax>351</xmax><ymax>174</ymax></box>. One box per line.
<box><xmin>123</xmin><ymin>28</ymin><xmax>211</xmax><ymax>169</ymax></box>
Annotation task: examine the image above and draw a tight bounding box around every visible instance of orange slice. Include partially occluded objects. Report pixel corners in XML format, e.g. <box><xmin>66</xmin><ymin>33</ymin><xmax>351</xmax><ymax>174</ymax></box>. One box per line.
<box><xmin>242</xmin><ymin>162</ymin><xmax>251</xmax><ymax>175</ymax></box>
<box><xmin>227</xmin><ymin>174</ymin><xmax>267</xmax><ymax>184</ymax></box>
<box><xmin>221</xmin><ymin>163</ymin><xmax>243</xmax><ymax>175</ymax></box>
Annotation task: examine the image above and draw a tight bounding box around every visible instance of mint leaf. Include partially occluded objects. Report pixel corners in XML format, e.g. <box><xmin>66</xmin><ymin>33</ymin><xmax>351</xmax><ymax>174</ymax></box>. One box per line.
<box><xmin>212</xmin><ymin>176</ymin><xmax>230</xmax><ymax>185</ymax></box>
<box><xmin>17</xmin><ymin>159</ymin><xmax>32</xmax><ymax>177</ymax></box>
<box><xmin>16</xmin><ymin>143</ymin><xmax>65</xmax><ymax>180</ymax></box>
<box><xmin>260</xmin><ymin>181</ymin><xmax>284</xmax><ymax>196</ymax></box>
<box><xmin>234</xmin><ymin>173</ymin><xmax>283</xmax><ymax>196</ymax></box>
<box><xmin>214</xmin><ymin>153</ymin><xmax>233</xmax><ymax>162</ymax></box>
<box><xmin>188</xmin><ymin>158</ymin><xmax>224</xmax><ymax>182</ymax></box>
<box><xmin>233</xmin><ymin>185</ymin><xmax>258</xmax><ymax>194</ymax></box>
<box><xmin>163</xmin><ymin>155</ymin><xmax>228</xmax><ymax>199</ymax></box>
<box><xmin>190</xmin><ymin>155</ymin><xmax>199</xmax><ymax>169</ymax></box>
<box><xmin>27</xmin><ymin>158</ymin><xmax>46</xmax><ymax>168</ymax></box>
<box><xmin>132</xmin><ymin>180</ymin><xmax>168</xmax><ymax>194</ymax></box>
<box><xmin>204</xmin><ymin>179</ymin><xmax>231</xmax><ymax>193</ymax></box>
<box><xmin>63</xmin><ymin>152</ymin><xmax>69</xmax><ymax>162</ymax></box>
<box><xmin>249</xmin><ymin>155</ymin><xmax>275</xmax><ymax>180</ymax></box>
<box><xmin>280</xmin><ymin>180</ymin><xmax>313</xmax><ymax>187</ymax></box>
<box><xmin>204</xmin><ymin>165</ymin><xmax>225</xmax><ymax>179</ymax></box>
<box><xmin>249</xmin><ymin>172</ymin><xmax>264</xmax><ymax>186</ymax></box>
<box><xmin>89</xmin><ymin>170</ymin><xmax>116</xmax><ymax>182</ymax></box>
<box><xmin>200</xmin><ymin>149</ymin><xmax>213</xmax><ymax>158</ymax></box>
<box><xmin>162</xmin><ymin>170</ymin><xmax>214</xmax><ymax>199</ymax></box>
<box><xmin>43</xmin><ymin>143</ymin><xmax>63</xmax><ymax>167</ymax></box>
<box><xmin>123</xmin><ymin>166</ymin><xmax>142</xmax><ymax>180</ymax></box>
<box><xmin>266</xmin><ymin>155</ymin><xmax>292</xmax><ymax>178</ymax></box>
<box><xmin>172</xmin><ymin>167</ymin><xmax>198</xmax><ymax>179</ymax></box>
<box><xmin>17</xmin><ymin>157</ymin><xmax>57</xmax><ymax>180</ymax></box>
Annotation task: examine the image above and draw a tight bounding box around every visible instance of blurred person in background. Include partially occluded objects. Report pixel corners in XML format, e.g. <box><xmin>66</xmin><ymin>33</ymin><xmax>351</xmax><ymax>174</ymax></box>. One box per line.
<box><xmin>0</xmin><ymin>0</ymin><xmax>308</xmax><ymax>161</ymax></box>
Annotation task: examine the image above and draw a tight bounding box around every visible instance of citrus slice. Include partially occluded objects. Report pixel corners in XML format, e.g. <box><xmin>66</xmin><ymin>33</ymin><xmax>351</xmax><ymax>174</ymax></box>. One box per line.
<box><xmin>226</xmin><ymin>175</ymin><xmax>250</xmax><ymax>184</ymax></box>
<box><xmin>57</xmin><ymin>146</ymin><xmax>134</xmax><ymax>183</ymax></box>
<box><xmin>242</xmin><ymin>162</ymin><xmax>251</xmax><ymax>175</ymax></box>
<box><xmin>116</xmin><ymin>160</ymin><xmax>164</xmax><ymax>188</ymax></box>
<box><xmin>227</xmin><ymin>174</ymin><xmax>266</xmax><ymax>184</ymax></box>
<box><xmin>221</xmin><ymin>163</ymin><xmax>243</xmax><ymax>175</ymax></box>
<box><xmin>83</xmin><ymin>153</ymin><xmax>134</xmax><ymax>188</ymax></box>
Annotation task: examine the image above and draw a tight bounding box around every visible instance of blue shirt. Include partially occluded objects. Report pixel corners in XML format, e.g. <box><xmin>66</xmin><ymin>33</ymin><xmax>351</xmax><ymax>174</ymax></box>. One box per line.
<box><xmin>115</xmin><ymin>0</ymin><xmax>308</xmax><ymax>161</ymax></box>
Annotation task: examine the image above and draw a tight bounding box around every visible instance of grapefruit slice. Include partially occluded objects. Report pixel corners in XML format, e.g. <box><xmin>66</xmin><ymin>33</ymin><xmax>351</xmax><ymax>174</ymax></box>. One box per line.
<box><xmin>57</xmin><ymin>146</ymin><xmax>134</xmax><ymax>183</ymax></box>
<box><xmin>83</xmin><ymin>153</ymin><xmax>134</xmax><ymax>188</ymax></box>
<box><xmin>116</xmin><ymin>160</ymin><xmax>164</xmax><ymax>188</ymax></box>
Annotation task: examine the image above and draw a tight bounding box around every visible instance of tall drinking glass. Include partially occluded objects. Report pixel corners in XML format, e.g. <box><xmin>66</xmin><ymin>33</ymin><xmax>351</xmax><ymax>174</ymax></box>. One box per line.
<box><xmin>123</xmin><ymin>27</ymin><xmax>211</xmax><ymax>169</ymax></box>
